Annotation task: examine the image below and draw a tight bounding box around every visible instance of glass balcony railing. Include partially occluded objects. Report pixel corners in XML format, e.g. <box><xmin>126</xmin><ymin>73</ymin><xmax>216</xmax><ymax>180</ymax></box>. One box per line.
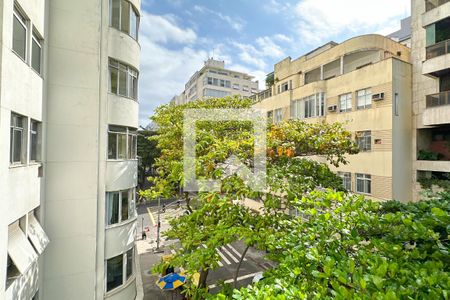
<box><xmin>425</xmin><ymin>0</ymin><xmax>450</xmax><ymax>11</ymax></box>
<box><xmin>426</xmin><ymin>90</ymin><xmax>450</xmax><ymax>108</ymax></box>
<box><xmin>426</xmin><ymin>39</ymin><xmax>450</xmax><ymax>59</ymax></box>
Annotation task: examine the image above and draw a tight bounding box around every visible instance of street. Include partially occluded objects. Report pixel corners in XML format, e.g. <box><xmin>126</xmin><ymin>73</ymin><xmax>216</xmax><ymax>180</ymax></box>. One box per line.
<box><xmin>136</xmin><ymin>200</ymin><xmax>273</xmax><ymax>299</ymax></box>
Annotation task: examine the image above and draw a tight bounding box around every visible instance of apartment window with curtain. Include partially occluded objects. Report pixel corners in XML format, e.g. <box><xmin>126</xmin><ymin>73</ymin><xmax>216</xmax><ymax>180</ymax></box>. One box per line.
<box><xmin>274</xmin><ymin>108</ymin><xmax>283</xmax><ymax>123</ymax></box>
<box><xmin>12</xmin><ymin>6</ymin><xmax>27</xmax><ymax>61</ymax></box>
<box><xmin>10</xmin><ymin>113</ymin><xmax>27</xmax><ymax>165</ymax></box>
<box><xmin>339</xmin><ymin>93</ymin><xmax>352</xmax><ymax>112</ymax></box>
<box><xmin>106</xmin><ymin>248</ymin><xmax>135</xmax><ymax>292</ymax></box>
<box><xmin>31</xmin><ymin>31</ymin><xmax>42</xmax><ymax>74</ymax></box>
<box><xmin>292</xmin><ymin>93</ymin><xmax>325</xmax><ymax>119</ymax></box>
<box><xmin>338</xmin><ymin>172</ymin><xmax>352</xmax><ymax>191</ymax></box>
<box><xmin>357</xmin><ymin>88</ymin><xmax>372</xmax><ymax>109</ymax></box>
<box><xmin>108</xmin><ymin>125</ymin><xmax>137</xmax><ymax>160</ymax></box>
<box><xmin>356</xmin><ymin>131</ymin><xmax>371</xmax><ymax>151</ymax></box>
<box><xmin>109</xmin><ymin>58</ymin><xmax>138</xmax><ymax>100</ymax></box>
<box><xmin>109</xmin><ymin>0</ymin><xmax>139</xmax><ymax>40</ymax></box>
<box><xmin>30</xmin><ymin>120</ymin><xmax>41</xmax><ymax>162</ymax></box>
<box><xmin>106</xmin><ymin>188</ymin><xmax>136</xmax><ymax>226</ymax></box>
<box><xmin>356</xmin><ymin>173</ymin><xmax>371</xmax><ymax>194</ymax></box>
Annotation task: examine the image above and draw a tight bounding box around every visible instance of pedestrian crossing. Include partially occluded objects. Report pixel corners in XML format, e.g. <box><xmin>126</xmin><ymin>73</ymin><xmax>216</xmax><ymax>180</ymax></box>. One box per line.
<box><xmin>200</xmin><ymin>244</ymin><xmax>247</xmax><ymax>266</ymax></box>
<box><xmin>168</xmin><ymin>243</ymin><xmax>249</xmax><ymax>267</ymax></box>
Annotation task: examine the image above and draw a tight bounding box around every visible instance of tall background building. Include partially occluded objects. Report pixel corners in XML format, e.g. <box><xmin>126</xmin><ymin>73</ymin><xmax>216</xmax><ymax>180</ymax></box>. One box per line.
<box><xmin>253</xmin><ymin>35</ymin><xmax>413</xmax><ymax>202</ymax></box>
<box><xmin>411</xmin><ymin>0</ymin><xmax>450</xmax><ymax>200</ymax></box>
<box><xmin>1</xmin><ymin>0</ymin><xmax>141</xmax><ymax>299</ymax></box>
<box><xmin>172</xmin><ymin>58</ymin><xmax>259</xmax><ymax>104</ymax></box>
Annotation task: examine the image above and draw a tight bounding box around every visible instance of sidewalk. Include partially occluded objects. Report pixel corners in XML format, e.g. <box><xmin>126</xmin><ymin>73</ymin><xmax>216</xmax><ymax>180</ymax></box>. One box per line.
<box><xmin>136</xmin><ymin>202</ymin><xmax>184</xmax><ymax>300</ymax></box>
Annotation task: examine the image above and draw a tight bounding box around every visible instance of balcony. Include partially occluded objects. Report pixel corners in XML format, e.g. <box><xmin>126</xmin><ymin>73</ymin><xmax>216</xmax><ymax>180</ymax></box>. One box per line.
<box><xmin>425</xmin><ymin>0</ymin><xmax>450</xmax><ymax>11</ymax></box>
<box><xmin>250</xmin><ymin>88</ymin><xmax>272</xmax><ymax>102</ymax></box>
<box><xmin>426</xmin><ymin>39</ymin><xmax>450</xmax><ymax>59</ymax></box>
<box><xmin>426</xmin><ymin>90</ymin><xmax>450</xmax><ymax>107</ymax></box>
<box><xmin>423</xmin><ymin>91</ymin><xmax>450</xmax><ymax>125</ymax></box>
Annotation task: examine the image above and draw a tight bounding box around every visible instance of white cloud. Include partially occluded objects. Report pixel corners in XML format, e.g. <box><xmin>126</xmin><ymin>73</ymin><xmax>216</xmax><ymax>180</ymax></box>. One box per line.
<box><xmin>263</xmin><ymin>0</ymin><xmax>292</xmax><ymax>14</ymax></box>
<box><xmin>140</xmin><ymin>12</ymin><xmax>197</xmax><ymax>44</ymax></box>
<box><xmin>193</xmin><ymin>5</ymin><xmax>245</xmax><ymax>32</ymax></box>
<box><xmin>138</xmin><ymin>11</ymin><xmax>208</xmax><ymax>125</ymax></box>
<box><xmin>294</xmin><ymin>0</ymin><xmax>410</xmax><ymax>45</ymax></box>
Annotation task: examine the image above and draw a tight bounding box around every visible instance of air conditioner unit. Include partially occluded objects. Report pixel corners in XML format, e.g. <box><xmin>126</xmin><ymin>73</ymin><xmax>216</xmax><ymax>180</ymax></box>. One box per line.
<box><xmin>327</xmin><ymin>105</ymin><xmax>337</xmax><ymax>112</ymax></box>
<box><xmin>372</xmin><ymin>92</ymin><xmax>385</xmax><ymax>101</ymax></box>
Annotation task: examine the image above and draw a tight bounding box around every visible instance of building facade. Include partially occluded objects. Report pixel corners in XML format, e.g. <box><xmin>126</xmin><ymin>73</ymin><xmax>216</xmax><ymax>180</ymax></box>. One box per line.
<box><xmin>172</xmin><ymin>58</ymin><xmax>259</xmax><ymax>105</ymax></box>
<box><xmin>1</xmin><ymin>0</ymin><xmax>141</xmax><ymax>299</ymax></box>
<box><xmin>0</xmin><ymin>0</ymin><xmax>49</xmax><ymax>299</ymax></box>
<box><xmin>411</xmin><ymin>0</ymin><xmax>450</xmax><ymax>200</ymax></box>
<box><xmin>253</xmin><ymin>35</ymin><xmax>413</xmax><ymax>202</ymax></box>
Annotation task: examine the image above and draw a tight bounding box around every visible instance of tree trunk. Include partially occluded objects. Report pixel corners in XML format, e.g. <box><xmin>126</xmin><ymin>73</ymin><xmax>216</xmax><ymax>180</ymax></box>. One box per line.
<box><xmin>234</xmin><ymin>244</ymin><xmax>250</xmax><ymax>288</ymax></box>
<box><xmin>184</xmin><ymin>192</ymin><xmax>193</xmax><ymax>212</ymax></box>
<box><xmin>198</xmin><ymin>268</ymin><xmax>209</xmax><ymax>289</ymax></box>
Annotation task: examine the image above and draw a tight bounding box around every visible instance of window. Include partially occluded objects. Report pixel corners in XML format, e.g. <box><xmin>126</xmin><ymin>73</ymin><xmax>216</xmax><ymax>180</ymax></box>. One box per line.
<box><xmin>109</xmin><ymin>0</ymin><xmax>139</xmax><ymax>40</ymax></box>
<box><xmin>242</xmin><ymin>86</ymin><xmax>249</xmax><ymax>92</ymax></box>
<box><xmin>12</xmin><ymin>7</ymin><xmax>27</xmax><ymax>61</ymax></box>
<box><xmin>105</xmin><ymin>248</ymin><xmax>135</xmax><ymax>292</ymax></box>
<box><xmin>281</xmin><ymin>82</ymin><xmax>289</xmax><ymax>92</ymax></box>
<box><xmin>206</xmin><ymin>77</ymin><xmax>230</xmax><ymax>88</ymax></box>
<box><xmin>267</xmin><ymin>111</ymin><xmax>273</xmax><ymax>122</ymax></box>
<box><xmin>10</xmin><ymin>113</ymin><xmax>27</xmax><ymax>164</ymax></box>
<box><xmin>106</xmin><ymin>188</ymin><xmax>135</xmax><ymax>225</ymax></box>
<box><xmin>356</xmin><ymin>131</ymin><xmax>371</xmax><ymax>151</ymax></box>
<box><xmin>6</xmin><ymin>255</ymin><xmax>20</xmax><ymax>289</ymax></box>
<box><xmin>106</xmin><ymin>254</ymin><xmax>123</xmax><ymax>291</ymax></box>
<box><xmin>356</xmin><ymin>173</ymin><xmax>371</xmax><ymax>194</ymax></box>
<box><xmin>338</xmin><ymin>172</ymin><xmax>351</xmax><ymax>191</ymax></box>
<box><xmin>292</xmin><ymin>93</ymin><xmax>325</xmax><ymax>119</ymax></box>
<box><xmin>108</xmin><ymin>126</ymin><xmax>137</xmax><ymax>160</ymax></box>
<box><xmin>31</xmin><ymin>32</ymin><xmax>42</xmax><ymax>74</ymax></box>
<box><xmin>109</xmin><ymin>58</ymin><xmax>138</xmax><ymax>99</ymax></box>
<box><xmin>203</xmin><ymin>89</ymin><xmax>230</xmax><ymax>98</ymax></box>
<box><xmin>339</xmin><ymin>93</ymin><xmax>352</xmax><ymax>112</ymax></box>
<box><xmin>126</xmin><ymin>248</ymin><xmax>133</xmax><ymax>279</ymax></box>
<box><xmin>30</xmin><ymin>120</ymin><xmax>41</xmax><ymax>162</ymax></box>
<box><xmin>357</xmin><ymin>88</ymin><xmax>372</xmax><ymax>109</ymax></box>
<box><xmin>121</xmin><ymin>190</ymin><xmax>129</xmax><ymax>221</ymax></box>
<box><xmin>232</xmin><ymin>83</ymin><xmax>239</xmax><ymax>90</ymax></box>
<box><xmin>274</xmin><ymin>108</ymin><xmax>283</xmax><ymax>123</ymax></box>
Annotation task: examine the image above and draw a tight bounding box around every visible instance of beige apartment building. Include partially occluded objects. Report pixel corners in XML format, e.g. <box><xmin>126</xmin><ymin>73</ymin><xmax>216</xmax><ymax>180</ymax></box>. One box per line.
<box><xmin>172</xmin><ymin>58</ymin><xmax>259</xmax><ymax>104</ymax></box>
<box><xmin>253</xmin><ymin>35</ymin><xmax>413</xmax><ymax>202</ymax></box>
<box><xmin>411</xmin><ymin>0</ymin><xmax>450</xmax><ymax>200</ymax></box>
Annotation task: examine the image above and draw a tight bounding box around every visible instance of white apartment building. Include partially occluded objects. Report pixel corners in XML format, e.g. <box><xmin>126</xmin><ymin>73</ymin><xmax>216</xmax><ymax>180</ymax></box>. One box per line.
<box><xmin>411</xmin><ymin>0</ymin><xmax>450</xmax><ymax>200</ymax></box>
<box><xmin>0</xmin><ymin>0</ymin><xmax>48</xmax><ymax>299</ymax></box>
<box><xmin>1</xmin><ymin>0</ymin><xmax>141</xmax><ymax>299</ymax></box>
<box><xmin>172</xmin><ymin>58</ymin><xmax>259</xmax><ymax>104</ymax></box>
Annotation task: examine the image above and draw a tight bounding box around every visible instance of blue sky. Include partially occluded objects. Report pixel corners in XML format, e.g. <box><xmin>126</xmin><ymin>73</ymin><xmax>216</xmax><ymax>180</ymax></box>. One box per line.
<box><xmin>138</xmin><ymin>0</ymin><xmax>410</xmax><ymax>125</ymax></box>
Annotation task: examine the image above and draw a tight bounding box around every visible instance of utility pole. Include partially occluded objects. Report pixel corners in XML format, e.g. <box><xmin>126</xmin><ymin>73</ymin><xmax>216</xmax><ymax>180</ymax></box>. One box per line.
<box><xmin>156</xmin><ymin>197</ymin><xmax>161</xmax><ymax>251</ymax></box>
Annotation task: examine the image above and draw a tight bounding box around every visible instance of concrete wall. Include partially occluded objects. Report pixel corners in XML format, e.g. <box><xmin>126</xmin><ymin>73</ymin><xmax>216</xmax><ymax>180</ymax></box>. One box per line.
<box><xmin>391</xmin><ymin>59</ymin><xmax>413</xmax><ymax>202</ymax></box>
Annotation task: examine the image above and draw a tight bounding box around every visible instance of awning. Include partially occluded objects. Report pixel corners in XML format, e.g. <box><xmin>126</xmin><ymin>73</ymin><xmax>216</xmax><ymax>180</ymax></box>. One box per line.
<box><xmin>7</xmin><ymin>223</ymin><xmax>38</xmax><ymax>274</ymax></box>
<box><xmin>27</xmin><ymin>214</ymin><xmax>50</xmax><ymax>254</ymax></box>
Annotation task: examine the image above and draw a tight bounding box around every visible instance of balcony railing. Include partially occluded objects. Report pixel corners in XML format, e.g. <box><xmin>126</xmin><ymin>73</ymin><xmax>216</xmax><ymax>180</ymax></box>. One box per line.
<box><xmin>426</xmin><ymin>39</ymin><xmax>450</xmax><ymax>59</ymax></box>
<box><xmin>249</xmin><ymin>88</ymin><xmax>272</xmax><ymax>102</ymax></box>
<box><xmin>426</xmin><ymin>90</ymin><xmax>450</xmax><ymax>108</ymax></box>
<box><xmin>425</xmin><ymin>0</ymin><xmax>450</xmax><ymax>11</ymax></box>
